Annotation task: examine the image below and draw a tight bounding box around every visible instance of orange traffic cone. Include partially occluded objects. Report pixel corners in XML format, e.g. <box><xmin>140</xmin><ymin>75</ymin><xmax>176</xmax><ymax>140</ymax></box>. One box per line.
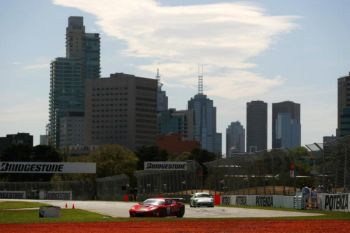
<box><xmin>72</xmin><ymin>203</ymin><xmax>75</xmax><ymax>209</ymax></box>
<box><xmin>65</xmin><ymin>203</ymin><xmax>68</xmax><ymax>208</ymax></box>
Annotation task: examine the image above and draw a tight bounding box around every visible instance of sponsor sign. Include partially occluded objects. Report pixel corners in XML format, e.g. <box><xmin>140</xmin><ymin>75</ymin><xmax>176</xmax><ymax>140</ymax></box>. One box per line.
<box><xmin>0</xmin><ymin>191</ymin><xmax>26</xmax><ymax>199</ymax></box>
<box><xmin>256</xmin><ymin>195</ymin><xmax>273</xmax><ymax>207</ymax></box>
<box><xmin>144</xmin><ymin>161</ymin><xmax>187</xmax><ymax>170</ymax></box>
<box><xmin>39</xmin><ymin>206</ymin><xmax>61</xmax><ymax>218</ymax></box>
<box><xmin>324</xmin><ymin>194</ymin><xmax>349</xmax><ymax>211</ymax></box>
<box><xmin>0</xmin><ymin>162</ymin><xmax>96</xmax><ymax>174</ymax></box>
<box><xmin>221</xmin><ymin>196</ymin><xmax>231</xmax><ymax>205</ymax></box>
<box><xmin>46</xmin><ymin>191</ymin><xmax>72</xmax><ymax>200</ymax></box>
<box><xmin>236</xmin><ymin>196</ymin><xmax>247</xmax><ymax>205</ymax></box>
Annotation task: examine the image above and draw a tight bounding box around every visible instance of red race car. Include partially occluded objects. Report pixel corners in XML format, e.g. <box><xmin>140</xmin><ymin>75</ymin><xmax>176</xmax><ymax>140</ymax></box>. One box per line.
<box><xmin>129</xmin><ymin>198</ymin><xmax>185</xmax><ymax>218</ymax></box>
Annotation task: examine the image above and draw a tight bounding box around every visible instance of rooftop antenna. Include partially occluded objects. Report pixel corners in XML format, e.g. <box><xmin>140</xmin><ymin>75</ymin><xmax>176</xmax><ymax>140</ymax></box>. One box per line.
<box><xmin>198</xmin><ymin>64</ymin><xmax>203</xmax><ymax>94</ymax></box>
<box><xmin>156</xmin><ymin>68</ymin><xmax>162</xmax><ymax>88</ymax></box>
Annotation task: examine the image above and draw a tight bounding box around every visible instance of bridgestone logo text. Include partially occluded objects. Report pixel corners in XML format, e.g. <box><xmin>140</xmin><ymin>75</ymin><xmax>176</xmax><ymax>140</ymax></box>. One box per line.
<box><xmin>324</xmin><ymin>194</ymin><xmax>349</xmax><ymax>211</ymax></box>
<box><xmin>0</xmin><ymin>162</ymin><xmax>96</xmax><ymax>174</ymax></box>
<box><xmin>0</xmin><ymin>162</ymin><xmax>63</xmax><ymax>173</ymax></box>
<box><xmin>144</xmin><ymin>162</ymin><xmax>187</xmax><ymax>170</ymax></box>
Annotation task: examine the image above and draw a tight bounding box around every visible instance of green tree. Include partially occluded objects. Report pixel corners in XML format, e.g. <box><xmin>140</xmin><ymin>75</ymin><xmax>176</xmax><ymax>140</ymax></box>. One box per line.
<box><xmin>52</xmin><ymin>144</ymin><xmax>138</xmax><ymax>183</ymax></box>
<box><xmin>91</xmin><ymin>144</ymin><xmax>138</xmax><ymax>177</ymax></box>
<box><xmin>0</xmin><ymin>144</ymin><xmax>32</xmax><ymax>162</ymax></box>
<box><xmin>0</xmin><ymin>145</ymin><xmax>62</xmax><ymax>182</ymax></box>
<box><xmin>171</xmin><ymin>151</ymin><xmax>191</xmax><ymax>161</ymax></box>
<box><xmin>32</xmin><ymin>145</ymin><xmax>61</xmax><ymax>162</ymax></box>
<box><xmin>134</xmin><ymin>145</ymin><xmax>168</xmax><ymax>170</ymax></box>
<box><xmin>189</xmin><ymin>148</ymin><xmax>216</xmax><ymax>164</ymax></box>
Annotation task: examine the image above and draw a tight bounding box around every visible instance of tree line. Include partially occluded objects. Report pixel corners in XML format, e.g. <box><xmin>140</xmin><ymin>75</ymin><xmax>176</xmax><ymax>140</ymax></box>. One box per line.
<box><xmin>0</xmin><ymin>144</ymin><xmax>216</xmax><ymax>182</ymax></box>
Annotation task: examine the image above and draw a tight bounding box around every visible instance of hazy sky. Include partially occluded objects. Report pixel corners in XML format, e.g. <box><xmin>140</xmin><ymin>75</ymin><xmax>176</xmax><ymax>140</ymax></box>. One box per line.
<box><xmin>1</xmin><ymin>0</ymin><xmax>350</xmax><ymax>152</ymax></box>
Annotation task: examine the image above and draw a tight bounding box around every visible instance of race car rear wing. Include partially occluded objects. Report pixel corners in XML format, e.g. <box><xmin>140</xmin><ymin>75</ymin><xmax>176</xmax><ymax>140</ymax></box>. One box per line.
<box><xmin>171</xmin><ymin>198</ymin><xmax>185</xmax><ymax>203</ymax></box>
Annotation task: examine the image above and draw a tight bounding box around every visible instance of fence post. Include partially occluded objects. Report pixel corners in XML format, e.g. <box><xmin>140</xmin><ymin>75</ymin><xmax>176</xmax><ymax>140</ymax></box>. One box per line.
<box><xmin>344</xmin><ymin>146</ymin><xmax>348</xmax><ymax>193</ymax></box>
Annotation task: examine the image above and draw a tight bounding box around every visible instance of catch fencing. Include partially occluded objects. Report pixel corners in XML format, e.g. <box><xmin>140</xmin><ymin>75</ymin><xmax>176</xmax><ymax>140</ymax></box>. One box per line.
<box><xmin>1</xmin><ymin>136</ymin><xmax>350</xmax><ymax>200</ymax></box>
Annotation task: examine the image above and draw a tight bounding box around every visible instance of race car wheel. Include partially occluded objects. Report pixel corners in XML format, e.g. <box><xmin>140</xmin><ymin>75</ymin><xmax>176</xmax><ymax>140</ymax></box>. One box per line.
<box><xmin>177</xmin><ymin>207</ymin><xmax>185</xmax><ymax>218</ymax></box>
<box><xmin>160</xmin><ymin>208</ymin><xmax>167</xmax><ymax>217</ymax></box>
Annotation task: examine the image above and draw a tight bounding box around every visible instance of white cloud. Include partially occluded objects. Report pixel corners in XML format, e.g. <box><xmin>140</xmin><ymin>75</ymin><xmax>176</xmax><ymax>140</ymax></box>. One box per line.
<box><xmin>0</xmin><ymin>98</ymin><xmax>48</xmax><ymax>123</ymax></box>
<box><xmin>53</xmin><ymin>0</ymin><xmax>297</xmax><ymax>99</ymax></box>
<box><xmin>0</xmin><ymin>96</ymin><xmax>48</xmax><ymax>143</ymax></box>
<box><xmin>23</xmin><ymin>63</ymin><xmax>49</xmax><ymax>70</ymax></box>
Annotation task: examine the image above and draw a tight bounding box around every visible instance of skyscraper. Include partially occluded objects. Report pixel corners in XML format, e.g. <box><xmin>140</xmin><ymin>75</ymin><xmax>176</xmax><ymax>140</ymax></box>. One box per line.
<box><xmin>156</xmin><ymin>69</ymin><xmax>168</xmax><ymax>113</ymax></box>
<box><xmin>272</xmin><ymin>101</ymin><xmax>301</xmax><ymax>149</ymax></box>
<box><xmin>187</xmin><ymin>69</ymin><xmax>221</xmax><ymax>155</ymax></box>
<box><xmin>246</xmin><ymin>101</ymin><xmax>267</xmax><ymax>152</ymax></box>
<box><xmin>158</xmin><ymin>108</ymin><xmax>194</xmax><ymax>140</ymax></box>
<box><xmin>84</xmin><ymin>73</ymin><xmax>157</xmax><ymax>150</ymax></box>
<box><xmin>49</xmin><ymin>16</ymin><xmax>100</xmax><ymax>148</ymax></box>
<box><xmin>338</xmin><ymin>73</ymin><xmax>350</xmax><ymax>137</ymax></box>
<box><xmin>226</xmin><ymin>121</ymin><xmax>245</xmax><ymax>156</ymax></box>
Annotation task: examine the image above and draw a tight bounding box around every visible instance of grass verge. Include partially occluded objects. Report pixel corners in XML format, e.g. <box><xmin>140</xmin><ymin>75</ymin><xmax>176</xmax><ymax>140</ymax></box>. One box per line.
<box><xmin>0</xmin><ymin>201</ymin><xmax>112</xmax><ymax>224</ymax></box>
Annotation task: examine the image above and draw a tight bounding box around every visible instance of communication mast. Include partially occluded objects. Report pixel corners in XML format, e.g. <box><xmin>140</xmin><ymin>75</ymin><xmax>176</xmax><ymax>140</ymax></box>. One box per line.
<box><xmin>156</xmin><ymin>68</ymin><xmax>162</xmax><ymax>88</ymax></box>
<box><xmin>198</xmin><ymin>64</ymin><xmax>204</xmax><ymax>94</ymax></box>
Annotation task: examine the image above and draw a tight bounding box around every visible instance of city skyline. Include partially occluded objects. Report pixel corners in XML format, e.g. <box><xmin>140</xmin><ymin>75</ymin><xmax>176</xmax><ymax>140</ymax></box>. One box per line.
<box><xmin>1</xmin><ymin>0</ymin><xmax>349</xmax><ymax>151</ymax></box>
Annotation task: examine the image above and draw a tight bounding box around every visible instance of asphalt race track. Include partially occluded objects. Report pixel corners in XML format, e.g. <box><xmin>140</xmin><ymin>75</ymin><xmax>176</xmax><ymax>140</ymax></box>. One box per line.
<box><xmin>9</xmin><ymin>199</ymin><xmax>322</xmax><ymax>218</ymax></box>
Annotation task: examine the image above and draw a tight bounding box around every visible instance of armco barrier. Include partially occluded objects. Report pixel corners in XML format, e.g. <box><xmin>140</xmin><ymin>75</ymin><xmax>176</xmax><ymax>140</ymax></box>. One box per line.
<box><xmin>221</xmin><ymin>195</ymin><xmax>294</xmax><ymax>209</ymax></box>
<box><xmin>45</xmin><ymin>191</ymin><xmax>72</xmax><ymax>200</ymax></box>
<box><xmin>318</xmin><ymin>193</ymin><xmax>350</xmax><ymax>212</ymax></box>
<box><xmin>0</xmin><ymin>191</ymin><xmax>26</xmax><ymax>199</ymax></box>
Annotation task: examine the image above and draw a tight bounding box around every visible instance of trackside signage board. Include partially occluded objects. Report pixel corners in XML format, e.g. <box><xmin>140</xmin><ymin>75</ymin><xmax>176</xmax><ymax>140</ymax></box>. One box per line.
<box><xmin>144</xmin><ymin>161</ymin><xmax>187</xmax><ymax>170</ymax></box>
<box><xmin>0</xmin><ymin>162</ymin><xmax>96</xmax><ymax>174</ymax></box>
<box><xmin>319</xmin><ymin>193</ymin><xmax>350</xmax><ymax>212</ymax></box>
<box><xmin>221</xmin><ymin>195</ymin><xmax>295</xmax><ymax>209</ymax></box>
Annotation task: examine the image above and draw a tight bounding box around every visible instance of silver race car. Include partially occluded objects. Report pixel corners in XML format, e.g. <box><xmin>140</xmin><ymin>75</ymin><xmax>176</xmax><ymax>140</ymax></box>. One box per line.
<box><xmin>190</xmin><ymin>192</ymin><xmax>214</xmax><ymax>207</ymax></box>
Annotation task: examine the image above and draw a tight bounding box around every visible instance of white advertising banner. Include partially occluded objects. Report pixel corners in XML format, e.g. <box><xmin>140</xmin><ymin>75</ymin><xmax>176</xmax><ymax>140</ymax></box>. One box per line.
<box><xmin>221</xmin><ymin>195</ymin><xmax>295</xmax><ymax>209</ymax></box>
<box><xmin>0</xmin><ymin>162</ymin><xmax>96</xmax><ymax>174</ymax></box>
<box><xmin>318</xmin><ymin>193</ymin><xmax>350</xmax><ymax>212</ymax></box>
<box><xmin>144</xmin><ymin>161</ymin><xmax>187</xmax><ymax>170</ymax></box>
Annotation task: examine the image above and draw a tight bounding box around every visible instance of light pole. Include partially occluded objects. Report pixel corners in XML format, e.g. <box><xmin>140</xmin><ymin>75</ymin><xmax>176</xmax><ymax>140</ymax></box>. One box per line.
<box><xmin>313</xmin><ymin>143</ymin><xmax>325</xmax><ymax>188</ymax></box>
<box><xmin>344</xmin><ymin>145</ymin><xmax>348</xmax><ymax>192</ymax></box>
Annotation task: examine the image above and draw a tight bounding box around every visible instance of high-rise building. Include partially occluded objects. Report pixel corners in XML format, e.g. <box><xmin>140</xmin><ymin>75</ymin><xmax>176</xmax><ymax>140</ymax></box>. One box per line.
<box><xmin>49</xmin><ymin>16</ymin><xmax>100</xmax><ymax>148</ymax></box>
<box><xmin>226</xmin><ymin>121</ymin><xmax>245</xmax><ymax>156</ymax></box>
<box><xmin>246</xmin><ymin>101</ymin><xmax>267</xmax><ymax>152</ymax></box>
<box><xmin>188</xmin><ymin>69</ymin><xmax>221</xmax><ymax>155</ymax></box>
<box><xmin>85</xmin><ymin>73</ymin><xmax>157</xmax><ymax>150</ymax></box>
<box><xmin>188</xmin><ymin>94</ymin><xmax>217</xmax><ymax>153</ymax></box>
<box><xmin>156</xmin><ymin>69</ymin><xmax>168</xmax><ymax>113</ymax></box>
<box><xmin>272</xmin><ymin>101</ymin><xmax>301</xmax><ymax>149</ymax></box>
<box><xmin>0</xmin><ymin>133</ymin><xmax>33</xmax><ymax>155</ymax></box>
<box><xmin>40</xmin><ymin>135</ymin><xmax>49</xmax><ymax>145</ymax></box>
<box><xmin>158</xmin><ymin>109</ymin><xmax>194</xmax><ymax>140</ymax></box>
<box><xmin>275</xmin><ymin>112</ymin><xmax>300</xmax><ymax>149</ymax></box>
<box><xmin>59</xmin><ymin>111</ymin><xmax>85</xmax><ymax>148</ymax></box>
<box><xmin>338</xmin><ymin>73</ymin><xmax>350</xmax><ymax>137</ymax></box>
